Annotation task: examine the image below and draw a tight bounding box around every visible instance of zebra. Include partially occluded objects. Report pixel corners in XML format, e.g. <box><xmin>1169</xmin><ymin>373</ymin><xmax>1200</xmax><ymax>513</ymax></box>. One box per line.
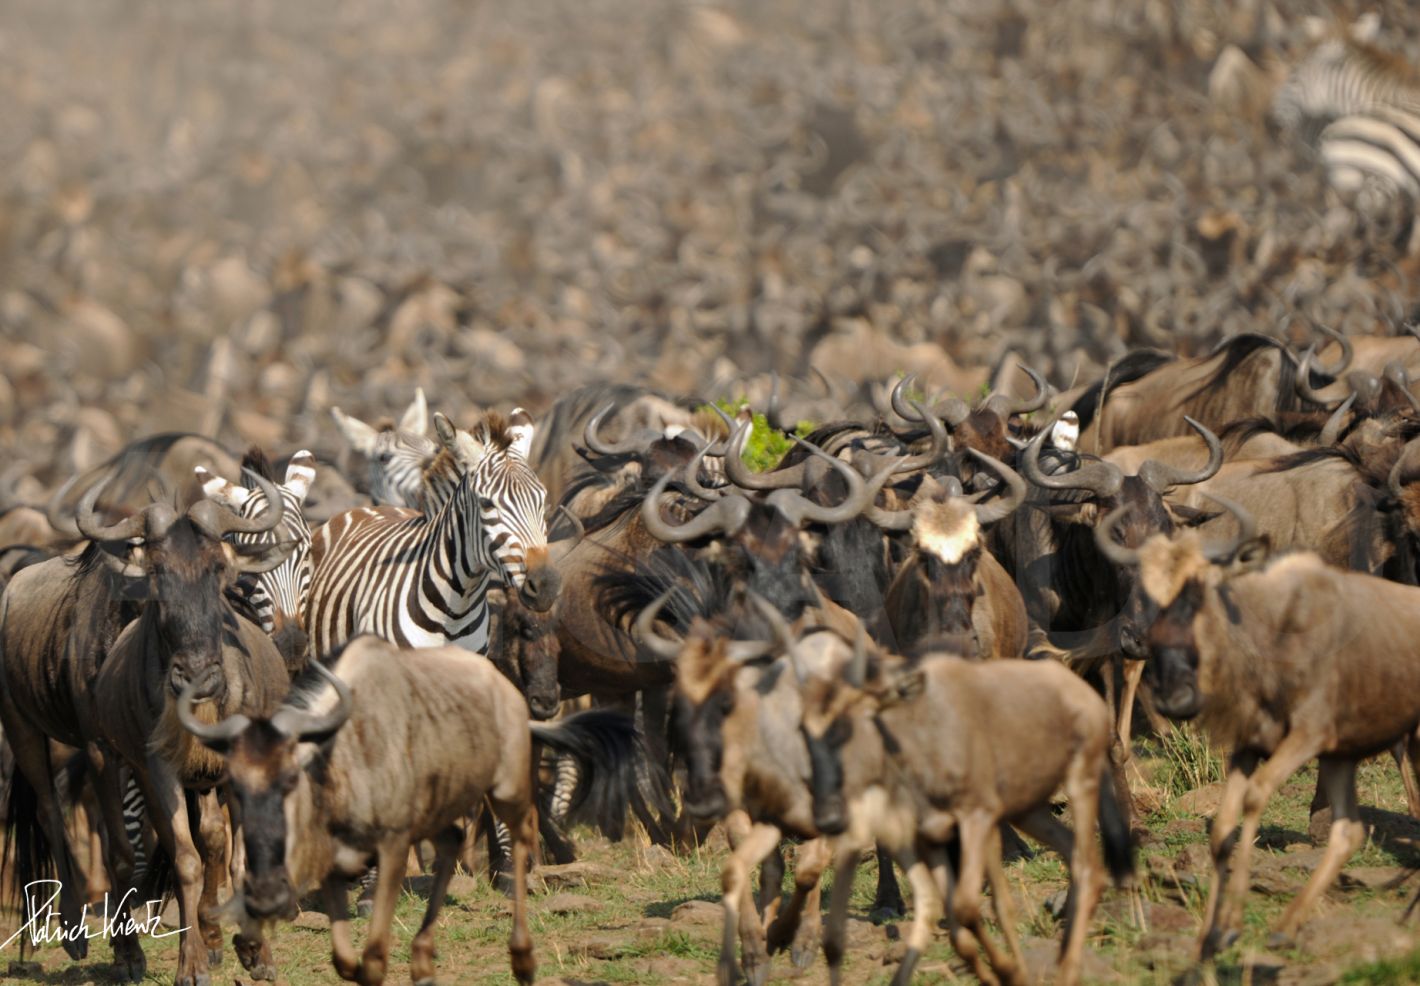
<box><xmin>305</xmin><ymin>408</ymin><xmax>557</xmax><ymax>660</ymax></box>
<box><xmin>330</xmin><ymin>387</ymin><xmax>438</xmax><ymax>510</ymax></box>
<box><xmin>1272</xmin><ymin>16</ymin><xmax>1420</xmax><ymax>244</ymax></box>
<box><xmin>194</xmin><ymin>447</ymin><xmax>317</xmax><ymax>669</ymax></box>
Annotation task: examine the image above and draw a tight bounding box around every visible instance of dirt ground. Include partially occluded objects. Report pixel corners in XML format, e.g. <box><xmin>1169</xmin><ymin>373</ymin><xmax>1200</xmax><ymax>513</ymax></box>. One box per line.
<box><xmin>7</xmin><ymin>735</ymin><xmax>1420</xmax><ymax>986</ymax></box>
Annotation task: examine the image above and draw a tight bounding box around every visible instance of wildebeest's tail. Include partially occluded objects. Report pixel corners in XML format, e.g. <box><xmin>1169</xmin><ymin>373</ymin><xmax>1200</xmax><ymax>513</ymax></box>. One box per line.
<box><xmin>2</xmin><ymin>764</ymin><xmax>58</xmax><ymax>943</ymax></box>
<box><xmin>1098</xmin><ymin>767</ymin><xmax>1135</xmax><ymax>885</ymax></box>
<box><xmin>530</xmin><ymin>710</ymin><xmax>667</xmax><ymax>841</ymax></box>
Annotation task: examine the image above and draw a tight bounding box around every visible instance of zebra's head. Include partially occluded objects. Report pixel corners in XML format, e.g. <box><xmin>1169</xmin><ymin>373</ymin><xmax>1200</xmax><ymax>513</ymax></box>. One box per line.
<box><xmin>330</xmin><ymin>388</ymin><xmax>437</xmax><ymax>509</ymax></box>
<box><xmin>196</xmin><ymin>449</ymin><xmax>317</xmax><ymax>668</ymax></box>
<box><xmin>1272</xmin><ymin>14</ymin><xmax>1389</xmax><ymax>131</ymax></box>
<box><xmin>434</xmin><ymin>409</ymin><xmax>559</xmax><ymax>613</ymax></box>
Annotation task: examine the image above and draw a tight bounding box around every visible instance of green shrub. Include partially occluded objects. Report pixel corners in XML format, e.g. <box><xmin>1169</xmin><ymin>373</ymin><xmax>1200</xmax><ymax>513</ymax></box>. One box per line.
<box><xmin>700</xmin><ymin>398</ymin><xmax>815</xmax><ymax>473</ymax></box>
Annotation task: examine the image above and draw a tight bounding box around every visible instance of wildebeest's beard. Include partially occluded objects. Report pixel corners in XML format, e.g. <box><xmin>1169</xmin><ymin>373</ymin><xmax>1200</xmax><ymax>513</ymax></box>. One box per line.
<box><xmin>811</xmin><ymin>516</ymin><xmax>890</xmax><ymax>627</ymax></box>
<box><xmin>675</xmin><ymin>689</ymin><xmax>730</xmax><ymax>821</ymax></box>
<box><xmin>1144</xmin><ymin>579</ymin><xmax>1206</xmax><ymax>720</ymax></box>
<box><xmin>231</xmin><ymin>723</ymin><xmax>299</xmax><ymax>920</ymax></box>
<box><xmin>803</xmin><ymin>715</ymin><xmax>851</xmax><ymax>835</ymax></box>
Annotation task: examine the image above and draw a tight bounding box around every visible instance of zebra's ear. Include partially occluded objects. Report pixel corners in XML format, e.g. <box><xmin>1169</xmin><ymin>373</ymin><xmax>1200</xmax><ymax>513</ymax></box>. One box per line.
<box><xmin>400</xmin><ymin>388</ymin><xmax>429</xmax><ymax>437</ymax></box>
<box><xmin>331</xmin><ymin>407</ymin><xmax>378</xmax><ymax>456</ymax></box>
<box><xmin>195</xmin><ymin>466</ymin><xmax>251</xmax><ymax>508</ymax></box>
<box><xmin>506</xmin><ymin>408</ymin><xmax>535</xmax><ymax>459</ymax></box>
<box><xmin>434</xmin><ymin>412</ymin><xmax>487</xmax><ymax>470</ymax></box>
<box><xmin>284</xmin><ymin>450</ymin><xmax>317</xmax><ymax>505</ymax></box>
<box><xmin>1350</xmin><ymin>12</ymin><xmax>1381</xmax><ymax>43</ymax></box>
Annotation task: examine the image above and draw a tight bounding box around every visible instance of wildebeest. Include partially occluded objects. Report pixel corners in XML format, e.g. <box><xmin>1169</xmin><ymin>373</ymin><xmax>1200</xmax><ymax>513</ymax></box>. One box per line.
<box><xmin>178</xmin><ymin>636</ymin><xmax>646</xmax><ymax>986</ymax></box>
<box><xmin>797</xmin><ymin>646</ymin><xmax>1134</xmax><ymax>986</ymax></box>
<box><xmin>2</xmin><ymin>469</ymin><xmax>292</xmax><ymax>986</ymax></box>
<box><xmin>1098</xmin><ymin>496</ymin><xmax>1420</xmax><ymax>959</ymax></box>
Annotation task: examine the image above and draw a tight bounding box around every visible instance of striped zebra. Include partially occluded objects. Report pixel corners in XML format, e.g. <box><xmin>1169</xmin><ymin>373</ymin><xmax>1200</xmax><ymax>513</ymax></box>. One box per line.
<box><xmin>305</xmin><ymin>409</ymin><xmax>557</xmax><ymax>660</ymax></box>
<box><xmin>1272</xmin><ymin>17</ymin><xmax>1420</xmax><ymax>237</ymax></box>
<box><xmin>330</xmin><ymin>387</ymin><xmax>438</xmax><ymax>510</ymax></box>
<box><xmin>194</xmin><ymin>448</ymin><xmax>317</xmax><ymax>668</ymax></box>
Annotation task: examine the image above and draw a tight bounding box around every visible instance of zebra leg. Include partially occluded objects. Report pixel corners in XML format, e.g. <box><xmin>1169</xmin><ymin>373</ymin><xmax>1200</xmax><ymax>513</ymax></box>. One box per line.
<box><xmin>95</xmin><ymin>757</ymin><xmax>146</xmax><ymax>982</ymax></box>
<box><xmin>484</xmin><ymin>802</ymin><xmax>517</xmax><ymax>895</ymax></box>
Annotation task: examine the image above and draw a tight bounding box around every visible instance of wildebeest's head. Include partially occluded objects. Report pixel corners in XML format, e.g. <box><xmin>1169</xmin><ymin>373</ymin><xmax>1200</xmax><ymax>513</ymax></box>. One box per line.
<box><xmin>77</xmin><ymin>469</ymin><xmax>293</xmax><ymax>702</ymax></box>
<box><xmin>1097</xmin><ymin>495</ymin><xmax>1269</xmax><ymax>719</ymax></box>
<box><xmin>179</xmin><ymin>661</ymin><xmax>353</xmax><ymax>920</ymax></box>
<box><xmin>491</xmin><ymin>593</ymin><xmax>562</xmax><ymax>721</ymax></box>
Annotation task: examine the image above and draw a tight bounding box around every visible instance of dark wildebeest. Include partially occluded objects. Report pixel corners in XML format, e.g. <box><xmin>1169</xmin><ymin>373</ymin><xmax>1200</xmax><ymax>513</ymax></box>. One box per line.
<box><xmin>1098</xmin><ymin>496</ymin><xmax>1420</xmax><ymax>959</ymax></box>
<box><xmin>2</xmin><ymin>469</ymin><xmax>292</xmax><ymax>986</ymax></box>
<box><xmin>178</xmin><ymin>636</ymin><xmax>646</xmax><ymax>986</ymax></box>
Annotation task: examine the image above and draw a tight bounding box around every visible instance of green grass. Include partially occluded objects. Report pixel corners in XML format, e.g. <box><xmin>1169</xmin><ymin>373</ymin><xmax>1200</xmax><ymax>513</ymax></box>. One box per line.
<box><xmin>701</xmin><ymin>396</ymin><xmax>815</xmax><ymax>472</ymax></box>
<box><xmin>1339</xmin><ymin>949</ymin><xmax>1420</xmax><ymax>985</ymax></box>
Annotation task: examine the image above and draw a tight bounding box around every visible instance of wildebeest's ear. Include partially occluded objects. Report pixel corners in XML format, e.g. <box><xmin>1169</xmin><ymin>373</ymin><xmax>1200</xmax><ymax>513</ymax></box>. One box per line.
<box><xmin>1169</xmin><ymin>504</ymin><xmax>1218</xmax><ymax>528</ymax></box>
<box><xmin>1229</xmin><ymin>535</ymin><xmax>1271</xmax><ymax>573</ymax></box>
<box><xmin>875</xmin><ymin>667</ymin><xmax>925</xmax><ymax>707</ymax></box>
<box><xmin>399</xmin><ymin>388</ymin><xmax>429</xmax><ymax>437</ymax></box>
<box><xmin>331</xmin><ymin>407</ymin><xmax>378</xmax><ymax>456</ymax></box>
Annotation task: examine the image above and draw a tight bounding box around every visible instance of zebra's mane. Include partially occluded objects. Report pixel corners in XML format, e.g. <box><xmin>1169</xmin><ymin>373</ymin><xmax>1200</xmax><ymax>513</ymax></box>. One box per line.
<box><xmin>479</xmin><ymin>411</ymin><xmax>518</xmax><ymax>451</ymax></box>
<box><xmin>239</xmin><ymin>446</ymin><xmax>276</xmax><ymax>486</ymax></box>
<box><xmin>1343</xmin><ymin>35</ymin><xmax>1420</xmax><ymax>88</ymax></box>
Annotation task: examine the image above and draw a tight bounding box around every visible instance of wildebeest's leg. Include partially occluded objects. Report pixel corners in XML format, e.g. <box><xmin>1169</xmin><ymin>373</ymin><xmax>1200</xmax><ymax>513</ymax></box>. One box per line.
<box><xmin>1116</xmin><ymin>659</ymin><xmax>1145</xmax><ymax>751</ymax></box>
<box><xmin>195</xmin><ymin>790</ymin><xmax>228</xmax><ymax>967</ymax></box>
<box><xmin>93</xmin><ymin>756</ymin><xmax>146</xmax><ymax>981</ymax></box>
<box><xmin>1</xmin><ymin>716</ymin><xmax>89</xmax><ymax>960</ymax></box>
<box><xmin>409</xmin><ymin>824</ymin><xmax>463</xmax><ymax>986</ymax></box>
<box><xmin>488</xmin><ymin>798</ymin><xmax>537</xmax><ymax>985</ymax></box>
<box><xmin>1198</xmin><ymin>749</ymin><xmax>1258</xmax><ymax>960</ymax></box>
<box><xmin>891</xmin><ymin>845</ymin><xmax>946</xmax><ymax>986</ymax></box>
<box><xmin>719</xmin><ymin>812</ymin><xmax>781</xmax><ymax>986</ymax></box>
<box><xmin>1397</xmin><ymin>736</ymin><xmax>1420</xmax><ymax>820</ymax></box>
<box><xmin>355</xmin><ymin>835</ymin><xmax>411</xmax><ymax>984</ymax></box>
<box><xmin>822</xmin><ymin>848</ymin><xmax>860</xmax><ymax>986</ymax></box>
<box><xmin>766</xmin><ymin>836</ymin><xmax>830</xmax><ymax>967</ymax></box>
<box><xmin>756</xmin><ymin>842</ymin><xmax>784</xmax><ymax>923</ymax></box>
<box><xmin>1272</xmin><ymin>757</ymin><xmax>1365</xmax><ymax>947</ymax></box>
<box><xmin>321</xmin><ymin>873</ymin><xmax>361</xmax><ymax>981</ymax></box>
<box><xmin>946</xmin><ymin>813</ymin><xmax>1005</xmax><ymax>986</ymax></box>
<box><xmin>984</xmin><ymin>825</ymin><xmax>1027</xmax><ymax>981</ymax></box>
<box><xmin>870</xmin><ymin>842</ymin><xmax>905</xmax><ymax>920</ymax></box>
<box><xmin>224</xmin><ymin>792</ymin><xmax>273</xmax><ymax>981</ymax></box>
<box><xmin>1204</xmin><ymin>736</ymin><xmax>1317</xmax><ymax>961</ymax></box>
<box><xmin>141</xmin><ymin>757</ymin><xmax>210</xmax><ymax>986</ymax></box>
<box><xmin>1057</xmin><ymin>754</ymin><xmax>1105</xmax><ymax>986</ymax></box>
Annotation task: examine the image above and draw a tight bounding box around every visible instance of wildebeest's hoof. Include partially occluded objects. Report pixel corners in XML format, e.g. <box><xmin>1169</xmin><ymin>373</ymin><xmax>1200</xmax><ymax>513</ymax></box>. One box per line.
<box><xmin>869</xmin><ymin>905</ymin><xmax>904</xmax><ymax>925</ymax></box>
<box><xmin>715</xmin><ymin>956</ymin><xmax>740</xmax><ymax>986</ymax></box>
<box><xmin>63</xmin><ymin>934</ymin><xmax>88</xmax><ymax>961</ymax></box>
<box><xmin>413</xmin><ymin>978</ymin><xmax>438</xmax><ymax>986</ymax></box>
<box><xmin>1266</xmin><ymin>930</ymin><xmax>1295</xmax><ymax>951</ymax></box>
<box><xmin>355</xmin><ymin>898</ymin><xmax>375</xmax><ymax>918</ymax></box>
<box><xmin>790</xmin><ymin>935</ymin><xmax>821</xmax><ymax>970</ymax></box>
<box><xmin>1201</xmin><ymin>926</ymin><xmax>1239</xmax><ymax>959</ymax></box>
<box><xmin>207</xmin><ymin>946</ymin><xmax>223</xmax><ymax>967</ymax></box>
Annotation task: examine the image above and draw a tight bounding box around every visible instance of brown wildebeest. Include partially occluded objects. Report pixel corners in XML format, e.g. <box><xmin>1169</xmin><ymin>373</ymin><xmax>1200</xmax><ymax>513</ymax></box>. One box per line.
<box><xmin>1</xmin><ymin>469</ymin><xmax>292</xmax><ymax>986</ymax></box>
<box><xmin>797</xmin><ymin>646</ymin><xmax>1134</xmax><ymax>986</ymax></box>
<box><xmin>1098</xmin><ymin>496</ymin><xmax>1420</xmax><ymax>959</ymax></box>
<box><xmin>179</xmin><ymin>636</ymin><xmax>645</xmax><ymax>986</ymax></box>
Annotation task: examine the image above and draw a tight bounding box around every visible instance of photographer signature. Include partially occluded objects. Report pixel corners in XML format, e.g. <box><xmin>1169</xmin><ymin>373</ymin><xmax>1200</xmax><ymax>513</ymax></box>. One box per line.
<box><xmin>1</xmin><ymin>881</ymin><xmax>187</xmax><ymax>951</ymax></box>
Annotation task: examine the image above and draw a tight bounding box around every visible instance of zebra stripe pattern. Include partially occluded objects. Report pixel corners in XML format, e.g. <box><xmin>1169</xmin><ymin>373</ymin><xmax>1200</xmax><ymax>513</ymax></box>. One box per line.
<box><xmin>120</xmin><ymin>767</ymin><xmax>149</xmax><ymax>889</ymax></box>
<box><xmin>306</xmin><ymin>409</ymin><xmax>550</xmax><ymax>658</ymax></box>
<box><xmin>1273</xmin><ymin>23</ymin><xmax>1420</xmax><ymax>212</ymax></box>
<box><xmin>195</xmin><ymin>451</ymin><xmax>317</xmax><ymax>640</ymax></box>
<box><xmin>331</xmin><ymin>388</ymin><xmax>438</xmax><ymax>510</ymax></box>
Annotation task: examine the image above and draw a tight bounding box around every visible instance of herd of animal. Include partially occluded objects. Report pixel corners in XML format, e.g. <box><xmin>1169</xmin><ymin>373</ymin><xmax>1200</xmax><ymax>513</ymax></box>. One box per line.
<box><xmin>5</xmin><ymin>316</ymin><xmax>1420</xmax><ymax>986</ymax></box>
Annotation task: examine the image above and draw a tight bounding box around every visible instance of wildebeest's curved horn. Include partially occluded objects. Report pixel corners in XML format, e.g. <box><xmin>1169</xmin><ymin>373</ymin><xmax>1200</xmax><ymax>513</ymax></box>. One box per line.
<box><xmin>865</xmin><ymin>472</ymin><xmax>965</xmax><ymax>532</ymax></box>
<box><xmin>1021</xmin><ymin>416</ymin><xmax>1123</xmax><ymax>500</ymax></box>
<box><xmin>271</xmin><ymin>662</ymin><xmax>354</xmax><ymax>743</ymax></box>
<box><xmin>723</xmin><ymin>420</ymin><xmax>811</xmax><ymax>491</ymax></box>
<box><xmin>967</xmin><ymin>449</ymin><xmax>1027</xmax><ymax>525</ymax></box>
<box><xmin>640</xmin><ymin>469</ymin><xmax>751</xmax><ymax>543</ymax></box>
<box><xmin>1202</xmin><ymin>493</ymin><xmax>1258</xmax><ymax>561</ymax></box>
<box><xmin>1294</xmin><ymin>347</ymin><xmax>1341</xmax><ymax>410</ymax></box>
<box><xmin>1319</xmin><ymin>392</ymin><xmax>1356</xmax><ymax>447</ymax></box>
<box><xmin>553</xmin><ymin>504</ymin><xmax>586</xmax><ymax>544</ymax></box>
<box><xmin>890</xmin><ymin>375</ymin><xmax>970</xmax><ymax>428</ymax></box>
<box><xmin>179</xmin><ymin>677</ymin><xmax>250</xmax><ymax>751</ymax></box>
<box><xmin>1384</xmin><ymin>362</ymin><xmax>1420</xmax><ymax>414</ymax></box>
<box><xmin>770</xmin><ymin>450</ymin><xmax>902</xmax><ymax>527</ymax></box>
<box><xmin>746</xmin><ymin>593</ymin><xmax>794</xmax><ymax>658</ymax></box>
<box><xmin>189</xmin><ymin>468</ymin><xmax>285</xmax><ymax>539</ymax></box>
<box><xmin>584</xmin><ymin>403</ymin><xmax>647</xmax><ymax>457</ymax></box>
<box><xmin>75</xmin><ymin>474</ymin><xmax>147</xmax><ymax>543</ymax></box>
<box><xmin>1094</xmin><ymin>504</ymin><xmax>1141</xmax><ymax>567</ymax></box>
<box><xmin>634</xmin><ymin>590</ymin><xmax>684</xmax><ymax>661</ymax></box>
<box><xmin>682</xmin><ymin>439</ymin><xmax>726</xmax><ymax>501</ymax></box>
<box><xmin>983</xmin><ymin>364</ymin><xmax>1049</xmax><ymax>417</ymax></box>
<box><xmin>1137</xmin><ymin>417</ymin><xmax>1223</xmax><ymax>494</ymax></box>
<box><xmin>1314</xmin><ymin>323</ymin><xmax>1353</xmax><ymax>376</ymax></box>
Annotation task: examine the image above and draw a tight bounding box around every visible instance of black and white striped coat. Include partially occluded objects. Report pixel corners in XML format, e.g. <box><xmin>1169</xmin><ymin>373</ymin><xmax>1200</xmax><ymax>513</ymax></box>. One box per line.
<box><xmin>305</xmin><ymin>409</ymin><xmax>555</xmax><ymax>660</ymax></box>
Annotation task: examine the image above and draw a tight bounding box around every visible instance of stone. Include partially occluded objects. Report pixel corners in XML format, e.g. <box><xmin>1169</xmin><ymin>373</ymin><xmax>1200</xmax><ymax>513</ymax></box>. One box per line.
<box><xmin>670</xmin><ymin>899</ymin><xmax>724</xmax><ymax>926</ymax></box>
<box><xmin>541</xmin><ymin>892</ymin><xmax>602</xmax><ymax>915</ymax></box>
<box><xmin>1172</xmin><ymin>782</ymin><xmax>1226</xmax><ymax>815</ymax></box>
<box><xmin>538</xmin><ymin>860</ymin><xmax>615</xmax><ymax>890</ymax></box>
<box><xmin>1336</xmin><ymin>866</ymin><xmax>1413</xmax><ymax>891</ymax></box>
<box><xmin>293</xmin><ymin>910</ymin><xmax>330</xmax><ymax>931</ymax></box>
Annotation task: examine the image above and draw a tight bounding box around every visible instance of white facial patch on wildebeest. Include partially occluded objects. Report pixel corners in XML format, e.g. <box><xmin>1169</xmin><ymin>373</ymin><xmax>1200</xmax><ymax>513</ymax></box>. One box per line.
<box><xmin>1051</xmin><ymin>410</ymin><xmax>1080</xmax><ymax>452</ymax></box>
<box><xmin>1138</xmin><ymin>533</ymin><xmax>1211</xmax><ymax>606</ymax></box>
<box><xmin>912</xmin><ymin>500</ymin><xmax>979</xmax><ymax>564</ymax></box>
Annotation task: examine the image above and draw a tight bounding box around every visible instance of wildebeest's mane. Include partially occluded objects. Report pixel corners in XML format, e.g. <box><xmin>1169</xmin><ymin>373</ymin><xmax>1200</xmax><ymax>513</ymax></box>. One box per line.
<box><xmin>1070</xmin><ymin>350</ymin><xmax>1173</xmax><ymax>431</ymax></box>
<box><xmin>596</xmin><ymin>546</ymin><xmax>735</xmax><ymax>637</ymax></box>
<box><xmin>1177</xmin><ymin>334</ymin><xmax>1288</xmax><ymax>407</ymax></box>
<box><xmin>1217</xmin><ymin>416</ymin><xmax>1323</xmax><ymax>448</ymax></box>
<box><xmin>1258</xmin><ymin>445</ymin><xmax>1361</xmax><ymax>475</ymax></box>
<box><xmin>240</xmin><ymin>446</ymin><xmax>276</xmax><ymax>484</ymax></box>
<box><xmin>81</xmin><ymin>432</ymin><xmax>229</xmax><ymax>511</ymax></box>
<box><xmin>579</xmin><ymin>476</ymin><xmax>705</xmax><ymax>535</ymax></box>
